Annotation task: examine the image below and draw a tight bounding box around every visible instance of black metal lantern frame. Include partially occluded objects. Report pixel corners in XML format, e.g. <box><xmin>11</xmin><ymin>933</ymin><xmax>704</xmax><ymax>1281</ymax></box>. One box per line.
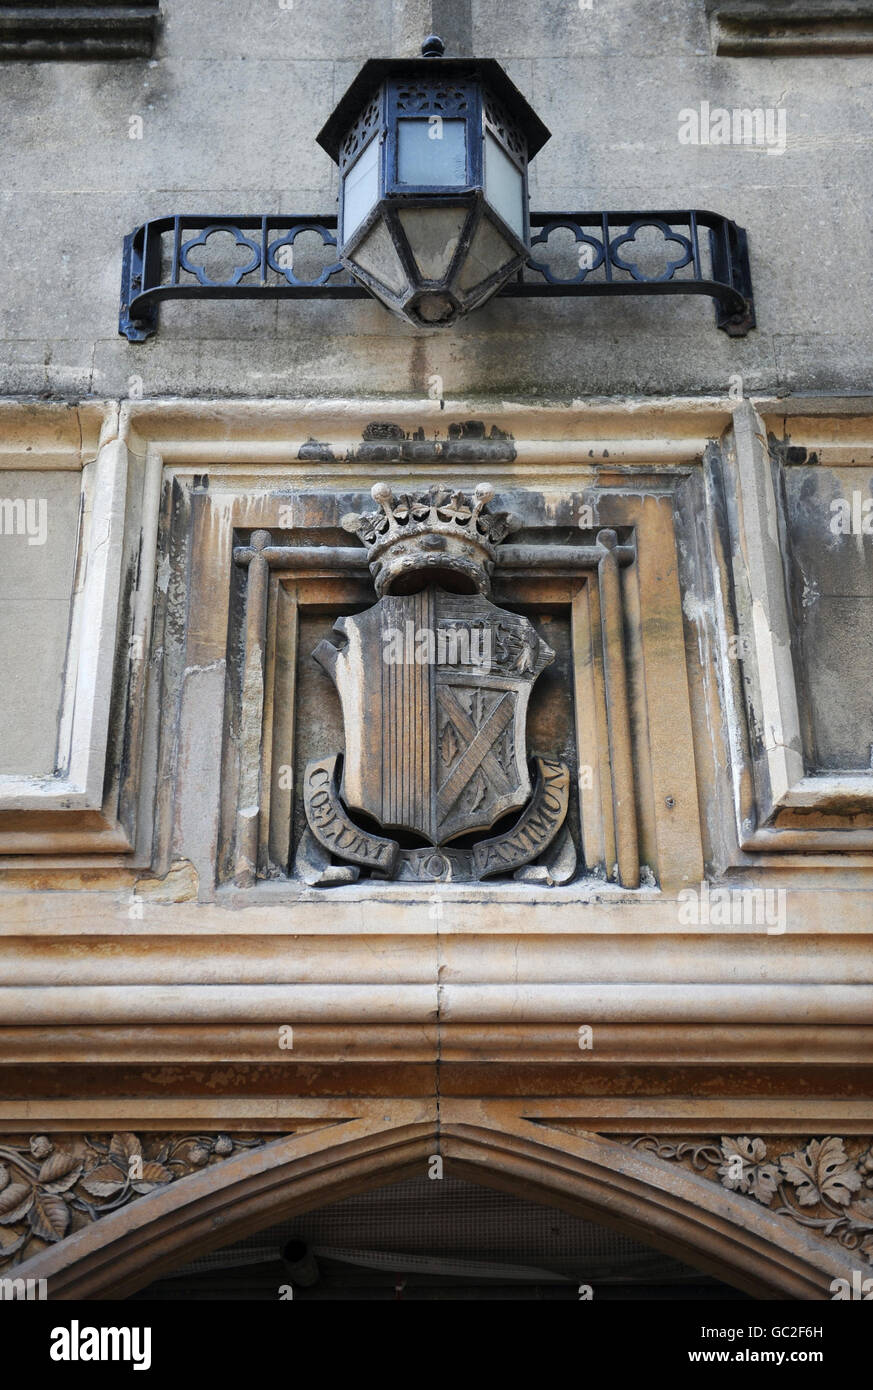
<box><xmin>118</xmin><ymin>38</ymin><xmax>756</xmax><ymax>341</ymax></box>
<box><xmin>316</xmin><ymin>43</ymin><xmax>549</xmax><ymax>326</ymax></box>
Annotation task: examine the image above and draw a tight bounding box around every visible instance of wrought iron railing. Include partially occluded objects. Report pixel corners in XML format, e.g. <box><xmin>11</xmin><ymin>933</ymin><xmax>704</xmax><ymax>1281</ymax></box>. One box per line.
<box><xmin>119</xmin><ymin>208</ymin><xmax>754</xmax><ymax>341</ymax></box>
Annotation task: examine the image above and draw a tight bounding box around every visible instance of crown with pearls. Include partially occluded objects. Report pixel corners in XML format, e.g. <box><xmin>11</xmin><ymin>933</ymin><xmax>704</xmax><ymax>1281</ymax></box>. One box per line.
<box><xmin>342</xmin><ymin>482</ymin><xmax>520</xmax><ymax>597</ymax></box>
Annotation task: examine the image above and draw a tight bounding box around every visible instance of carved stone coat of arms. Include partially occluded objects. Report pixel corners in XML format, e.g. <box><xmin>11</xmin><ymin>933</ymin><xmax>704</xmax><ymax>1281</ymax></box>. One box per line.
<box><xmin>298</xmin><ymin>482</ymin><xmax>574</xmax><ymax>885</ymax></box>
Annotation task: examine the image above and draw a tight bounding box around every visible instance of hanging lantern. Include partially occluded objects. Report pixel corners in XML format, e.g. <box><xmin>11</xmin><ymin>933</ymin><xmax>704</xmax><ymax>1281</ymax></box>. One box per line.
<box><xmin>316</xmin><ymin>34</ymin><xmax>550</xmax><ymax>328</ymax></box>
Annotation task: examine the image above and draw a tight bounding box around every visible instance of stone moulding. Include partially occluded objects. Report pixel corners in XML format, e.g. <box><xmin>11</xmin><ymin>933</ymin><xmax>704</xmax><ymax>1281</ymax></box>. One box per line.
<box><xmin>708</xmin><ymin>1</ymin><xmax>873</xmax><ymax>55</ymax></box>
<box><xmin>0</xmin><ymin>438</ymin><xmax>130</xmax><ymax>822</ymax></box>
<box><xmin>0</xmin><ymin>403</ymin><xmax>156</xmax><ymax>857</ymax></box>
<box><xmin>709</xmin><ymin>401</ymin><xmax>873</xmax><ymax>854</ymax></box>
<box><xmin>0</xmin><ymin>3</ymin><xmax>162</xmax><ymax>61</ymax></box>
<box><xmin>4</xmin><ymin>1111</ymin><xmax>868</xmax><ymax>1299</ymax></box>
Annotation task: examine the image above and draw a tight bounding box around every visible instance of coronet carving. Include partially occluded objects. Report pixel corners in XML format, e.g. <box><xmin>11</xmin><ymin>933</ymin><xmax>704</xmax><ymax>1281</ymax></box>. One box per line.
<box><xmin>341</xmin><ymin>481</ymin><xmax>520</xmax><ymax>598</ymax></box>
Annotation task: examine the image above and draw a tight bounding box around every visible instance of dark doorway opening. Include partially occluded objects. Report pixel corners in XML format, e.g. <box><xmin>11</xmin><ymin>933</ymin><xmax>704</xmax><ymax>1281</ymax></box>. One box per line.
<box><xmin>131</xmin><ymin>1174</ymin><xmax>749</xmax><ymax>1301</ymax></box>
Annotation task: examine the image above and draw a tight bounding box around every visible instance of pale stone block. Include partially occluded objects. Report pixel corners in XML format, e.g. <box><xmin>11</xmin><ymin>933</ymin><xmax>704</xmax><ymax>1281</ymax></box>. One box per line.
<box><xmin>0</xmin><ymin>469</ymin><xmax>80</xmax><ymax>776</ymax></box>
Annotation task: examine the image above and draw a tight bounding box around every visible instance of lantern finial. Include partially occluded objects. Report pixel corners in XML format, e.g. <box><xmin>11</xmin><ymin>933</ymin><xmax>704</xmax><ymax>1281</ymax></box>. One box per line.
<box><xmin>421</xmin><ymin>34</ymin><xmax>445</xmax><ymax>58</ymax></box>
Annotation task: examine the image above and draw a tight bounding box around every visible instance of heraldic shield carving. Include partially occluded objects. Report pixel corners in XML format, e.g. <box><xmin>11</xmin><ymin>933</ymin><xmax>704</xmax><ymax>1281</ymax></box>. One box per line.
<box><xmin>299</xmin><ymin>483</ymin><xmax>574</xmax><ymax>885</ymax></box>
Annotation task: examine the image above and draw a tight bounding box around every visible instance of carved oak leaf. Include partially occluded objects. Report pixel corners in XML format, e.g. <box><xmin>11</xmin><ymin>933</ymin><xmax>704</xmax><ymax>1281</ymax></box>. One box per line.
<box><xmin>28</xmin><ymin>1191</ymin><xmax>70</xmax><ymax>1242</ymax></box>
<box><xmin>779</xmin><ymin>1137</ymin><xmax>862</xmax><ymax>1207</ymax></box>
<box><xmin>80</xmin><ymin>1164</ymin><xmax>126</xmax><ymax>1197</ymax></box>
<box><xmin>38</xmin><ymin>1149</ymin><xmax>82</xmax><ymax>1194</ymax></box>
<box><xmin>0</xmin><ymin>1182</ymin><xmax>33</xmax><ymax>1224</ymax></box>
<box><xmin>440</xmin><ymin>721</ymin><xmax>459</xmax><ymax>765</ymax></box>
<box><xmin>0</xmin><ymin>1162</ymin><xmax>8</xmax><ymax>1192</ymax></box>
<box><xmin>469</xmin><ymin>771</ymin><xmax>487</xmax><ymax>813</ymax></box>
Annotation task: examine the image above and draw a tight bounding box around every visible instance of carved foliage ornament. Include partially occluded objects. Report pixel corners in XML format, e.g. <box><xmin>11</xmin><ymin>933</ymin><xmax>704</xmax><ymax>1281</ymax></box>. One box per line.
<box><xmin>631</xmin><ymin>1135</ymin><xmax>873</xmax><ymax>1263</ymax></box>
<box><xmin>299</xmin><ymin>482</ymin><xmax>574</xmax><ymax>885</ymax></box>
<box><xmin>0</xmin><ymin>1132</ymin><xmax>267</xmax><ymax>1270</ymax></box>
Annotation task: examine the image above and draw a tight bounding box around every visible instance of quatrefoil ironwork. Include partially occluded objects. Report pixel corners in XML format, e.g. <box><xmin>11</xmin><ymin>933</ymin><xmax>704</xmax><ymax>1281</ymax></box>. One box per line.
<box><xmin>610</xmin><ymin>220</ymin><xmax>694</xmax><ymax>283</ymax></box>
<box><xmin>180</xmin><ymin>225</ymin><xmax>261</xmax><ymax>288</ymax></box>
<box><xmin>265</xmin><ymin>224</ymin><xmax>342</xmax><ymax>287</ymax></box>
<box><xmin>120</xmin><ymin>207</ymin><xmax>755</xmax><ymax>341</ymax></box>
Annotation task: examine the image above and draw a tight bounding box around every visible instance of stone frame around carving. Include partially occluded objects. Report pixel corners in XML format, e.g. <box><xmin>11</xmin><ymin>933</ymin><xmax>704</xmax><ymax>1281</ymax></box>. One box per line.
<box><xmin>259</xmin><ymin>567</ymin><xmax>623</xmax><ymax>887</ymax></box>
<box><xmin>130</xmin><ymin>455</ymin><xmax>705</xmax><ymax>898</ymax></box>
<box><xmin>216</xmin><ymin>481</ymin><xmax>703</xmax><ymax>895</ymax></box>
<box><xmin>0</xmin><ymin>396</ymin><xmax>727</xmax><ymax>887</ymax></box>
<box><xmin>0</xmin><ymin>410</ymin><xmax>155</xmax><ymax>857</ymax></box>
<box><xmin>708</xmin><ymin>401</ymin><xmax>873</xmax><ymax>855</ymax></box>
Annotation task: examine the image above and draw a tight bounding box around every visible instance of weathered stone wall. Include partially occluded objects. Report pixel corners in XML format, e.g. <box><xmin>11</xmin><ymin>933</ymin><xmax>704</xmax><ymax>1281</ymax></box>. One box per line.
<box><xmin>0</xmin><ymin>0</ymin><xmax>871</xmax><ymax>400</ymax></box>
<box><xmin>1</xmin><ymin>3</ymin><xmax>872</xmax><ymax>1301</ymax></box>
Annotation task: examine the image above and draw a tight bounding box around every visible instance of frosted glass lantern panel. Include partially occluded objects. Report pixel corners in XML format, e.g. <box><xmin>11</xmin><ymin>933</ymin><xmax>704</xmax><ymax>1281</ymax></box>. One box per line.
<box><xmin>398</xmin><ymin>207</ymin><xmax>467</xmax><ymax>279</ymax></box>
<box><xmin>397</xmin><ymin>118</ymin><xmax>467</xmax><ymax>186</ymax></box>
<box><xmin>343</xmin><ymin>136</ymin><xmax>380</xmax><ymax>240</ymax></box>
<box><xmin>456</xmin><ymin>215</ymin><xmax>516</xmax><ymax>292</ymax></box>
<box><xmin>351</xmin><ymin>216</ymin><xmax>408</xmax><ymax>295</ymax></box>
<box><xmin>484</xmin><ymin>131</ymin><xmax>524</xmax><ymax>240</ymax></box>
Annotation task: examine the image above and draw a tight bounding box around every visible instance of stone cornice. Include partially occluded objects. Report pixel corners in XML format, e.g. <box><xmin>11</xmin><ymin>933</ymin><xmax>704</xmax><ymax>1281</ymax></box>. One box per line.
<box><xmin>3</xmin><ymin>397</ymin><xmax>873</xmax><ymax>472</ymax></box>
<box><xmin>708</xmin><ymin>1</ymin><xmax>873</xmax><ymax>54</ymax></box>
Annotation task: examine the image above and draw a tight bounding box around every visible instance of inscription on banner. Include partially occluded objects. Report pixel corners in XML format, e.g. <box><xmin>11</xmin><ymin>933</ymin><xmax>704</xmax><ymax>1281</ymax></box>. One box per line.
<box><xmin>303</xmin><ymin>756</ymin><xmax>399</xmax><ymax>874</ymax></box>
<box><xmin>473</xmin><ymin>757</ymin><xmax>570</xmax><ymax>878</ymax></box>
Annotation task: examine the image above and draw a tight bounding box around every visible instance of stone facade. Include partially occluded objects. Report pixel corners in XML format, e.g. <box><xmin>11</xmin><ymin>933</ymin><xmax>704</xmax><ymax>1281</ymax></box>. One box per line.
<box><xmin>0</xmin><ymin>0</ymin><xmax>872</xmax><ymax>1301</ymax></box>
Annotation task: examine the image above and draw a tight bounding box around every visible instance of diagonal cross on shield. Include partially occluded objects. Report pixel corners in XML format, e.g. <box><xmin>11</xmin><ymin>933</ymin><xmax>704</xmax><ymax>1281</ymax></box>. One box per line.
<box><xmin>435</xmin><ymin>685</ymin><xmax>518</xmax><ymax>841</ymax></box>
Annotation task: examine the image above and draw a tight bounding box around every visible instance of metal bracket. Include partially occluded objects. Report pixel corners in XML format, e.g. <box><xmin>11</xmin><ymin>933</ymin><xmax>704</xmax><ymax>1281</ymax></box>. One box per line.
<box><xmin>119</xmin><ymin>208</ymin><xmax>755</xmax><ymax>342</ymax></box>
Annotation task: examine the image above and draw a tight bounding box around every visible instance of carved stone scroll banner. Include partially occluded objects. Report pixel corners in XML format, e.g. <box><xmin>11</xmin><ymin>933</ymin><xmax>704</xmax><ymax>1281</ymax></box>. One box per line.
<box><xmin>303</xmin><ymin>755</ymin><xmax>399</xmax><ymax>875</ymax></box>
<box><xmin>473</xmin><ymin>757</ymin><xmax>570</xmax><ymax>878</ymax></box>
<box><xmin>0</xmin><ymin>1132</ymin><xmax>273</xmax><ymax>1272</ymax></box>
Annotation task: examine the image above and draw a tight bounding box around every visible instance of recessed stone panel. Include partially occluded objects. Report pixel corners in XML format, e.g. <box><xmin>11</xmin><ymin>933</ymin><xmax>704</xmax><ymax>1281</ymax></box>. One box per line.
<box><xmin>782</xmin><ymin>463</ymin><xmax>873</xmax><ymax>772</ymax></box>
